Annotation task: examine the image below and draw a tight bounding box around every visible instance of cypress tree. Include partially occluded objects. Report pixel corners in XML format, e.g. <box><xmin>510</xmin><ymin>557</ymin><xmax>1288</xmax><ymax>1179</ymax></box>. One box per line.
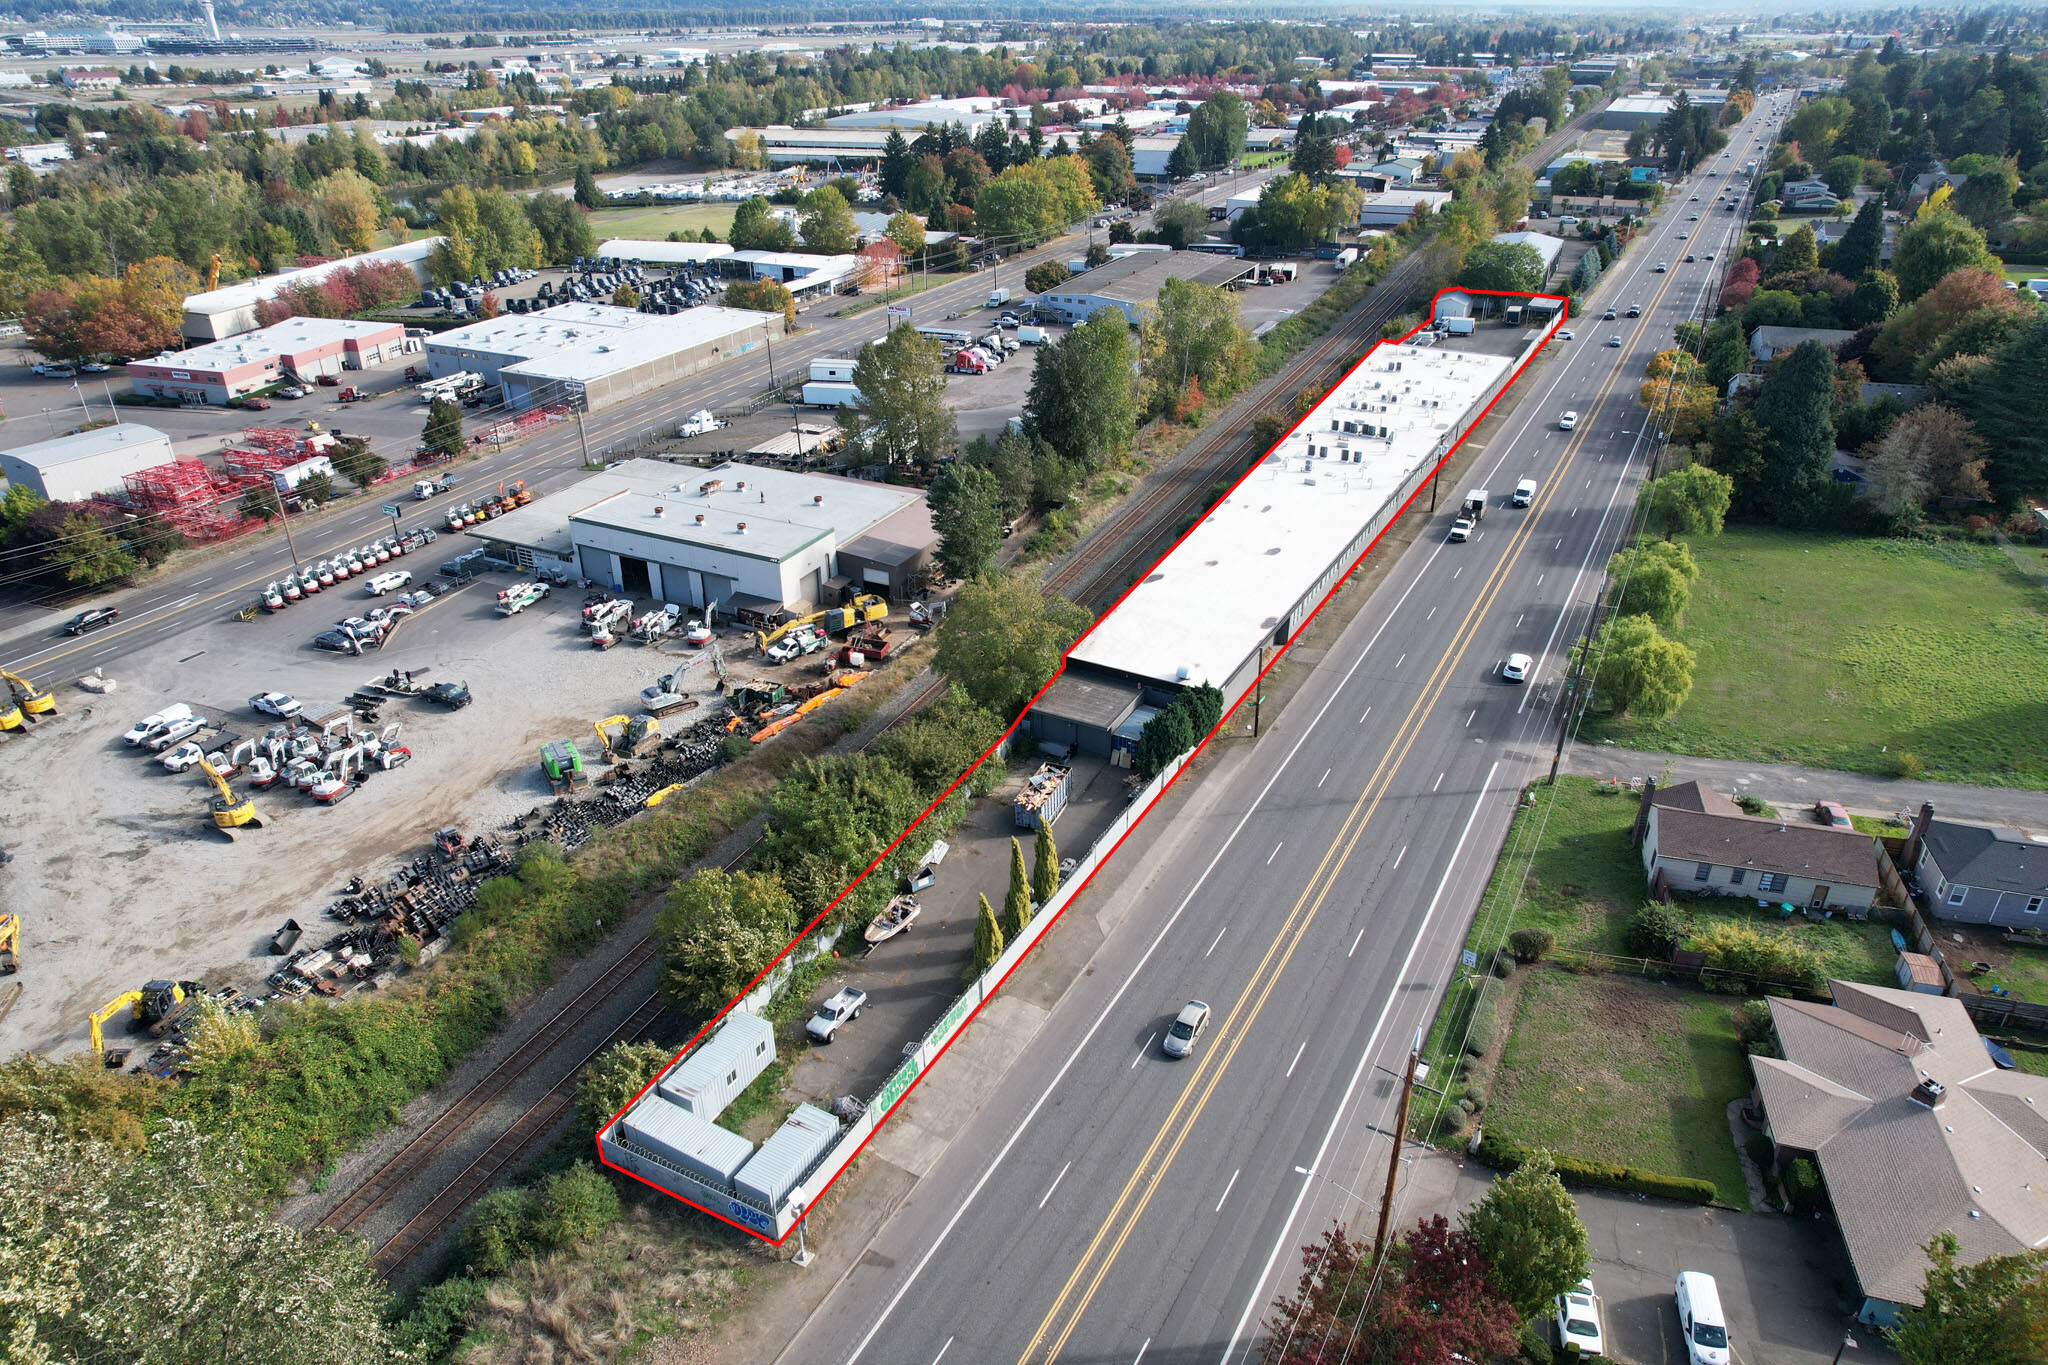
<box><xmin>973</xmin><ymin>893</ymin><xmax>1005</xmax><ymax>974</ymax></box>
<box><xmin>1002</xmin><ymin>837</ymin><xmax>1033</xmax><ymax>938</ymax></box>
<box><xmin>1033</xmin><ymin>821</ymin><xmax>1060</xmax><ymax>906</ymax></box>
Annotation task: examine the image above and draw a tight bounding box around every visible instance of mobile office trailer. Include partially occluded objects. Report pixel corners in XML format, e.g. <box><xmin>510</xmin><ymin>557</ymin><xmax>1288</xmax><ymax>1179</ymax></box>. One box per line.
<box><xmin>619</xmin><ymin>1099</ymin><xmax>755</xmax><ymax>1187</ymax></box>
<box><xmin>809</xmin><ymin>357</ymin><xmax>856</xmax><ymax>383</ymax></box>
<box><xmin>656</xmin><ymin>1011</ymin><xmax>775</xmax><ymax>1121</ymax></box>
<box><xmin>733</xmin><ymin>1103</ymin><xmax>840</xmax><ymax>1209</ymax></box>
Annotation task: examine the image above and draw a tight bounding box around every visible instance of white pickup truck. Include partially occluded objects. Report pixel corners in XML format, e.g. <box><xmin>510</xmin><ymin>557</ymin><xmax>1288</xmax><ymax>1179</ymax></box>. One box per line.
<box><xmin>806</xmin><ymin>987</ymin><xmax>867</xmax><ymax>1043</ymax></box>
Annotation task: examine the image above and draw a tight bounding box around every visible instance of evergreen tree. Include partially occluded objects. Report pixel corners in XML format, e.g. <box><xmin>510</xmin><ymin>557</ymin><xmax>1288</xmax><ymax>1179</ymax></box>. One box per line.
<box><xmin>879</xmin><ymin>128</ymin><xmax>913</xmax><ymax>199</ymax></box>
<box><xmin>1752</xmin><ymin>341</ymin><xmax>1837</xmax><ymax>525</ymax></box>
<box><xmin>1032</xmin><ymin>820</ymin><xmax>1059</xmax><ymax>906</ymax></box>
<box><xmin>973</xmin><ymin>893</ymin><xmax>1005</xmax><ymax>974</ymax></box>
<box><xmin>929</xmin><ymin>461</ymin><xmax>1004</xmax><ymax>581</ymax></box>
<box><xmin>573</xmin><ymin>164</ymin><xmax>602</xmax><ymax>210</ymax></box>
<box><xmin>1002</xmin><ymin>837</ymin><xmax>1033</xmax><ymax>938</ymax></box>
<box><xmin>1961</xmin><ymin>311</ymin><xmax>2048</xmax><ymax>508</ymax></box>
<box><xmin>421</xmin><ymin>396</ymin><xmax>465</xmax><ymax>460</ymax></box>
<box><xmin>1166</xmin><ymin>136</ymin><xmax>1197</xmax><ymax>181</ymax></box>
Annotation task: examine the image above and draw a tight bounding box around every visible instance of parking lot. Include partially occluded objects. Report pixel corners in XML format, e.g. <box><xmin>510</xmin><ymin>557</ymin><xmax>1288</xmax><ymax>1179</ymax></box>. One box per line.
<box><xmin>0</xmin><ymin>559</ymin><xmax>746</xmax><ymax>1058</ymax></box>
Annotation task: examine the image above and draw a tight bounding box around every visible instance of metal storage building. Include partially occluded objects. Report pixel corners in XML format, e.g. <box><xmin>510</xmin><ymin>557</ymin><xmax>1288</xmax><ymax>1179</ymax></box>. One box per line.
<box><xmin>0</xmin><ymin>423</ymin><xmax>176</xmax><ymax>502</ymax></box>
<box><xmin>733</xmin><ymin>1103</ymin><xmax>840</xmax><ymax>1210</ymax></box>
<box><xmin>1032</xmin><ymin>251</ymin><xmax>1252</xmax><ymax>327</ymax></box>
<box><xmin>656</xmin><ymin>1010</ymin><xmax>775</xmax><ymax>1121</ymax></box>
<box><xmin>426</xmin><ymin>303</ymin><xmax>775</xmax><ymax>412</ymax></box>
<box><xmin>178</xmin><ymin>238</ymin><xmax>442</xmax><ymax>342</ymax></box>
<box><xmin>620</xmin><ymin>1096</ymin><xmax>756</xmax><ymax>1186</ymax></box>
<box><xmin>595</xmin><ymin>237</ymin><xmax>734</xmax><ymax>266</ymax></box>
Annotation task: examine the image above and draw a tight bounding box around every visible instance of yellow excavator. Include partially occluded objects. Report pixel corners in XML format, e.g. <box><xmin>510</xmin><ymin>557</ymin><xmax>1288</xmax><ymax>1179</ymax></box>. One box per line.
<box><xmin>89</xmin><ymin>980</ymin><xmax>199</xmax><ymax>1061</ymax></box>
<box><xmin>201</xmin><ymin>756</ymin><xmax>262</xmax><ymax>840</ymax></box>
<box><xmin>0</xmin><ymin>667</ymin><xmax>55</xmax><ymax>731</ymax></box>
<box><xmin>593</xmin><ymin>713</ymin><xmax>661</xmax><ymax>762</ymax></box>
<box><xmin>751</xmin><ymin>608</ymin><xmax>829</xmax><ymax>653</ymax></box>
<box><xmin>0</xmin><ymin>913</ymin><xmax>19</xmax><ymax>974</ymax></box>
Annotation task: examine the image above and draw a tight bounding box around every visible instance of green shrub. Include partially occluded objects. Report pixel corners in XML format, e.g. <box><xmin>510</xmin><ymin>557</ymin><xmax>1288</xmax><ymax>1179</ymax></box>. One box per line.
<box><xmin>1520</xmin><ymin>1318</ymin><xmax>1556</xmax><ymax>1363</ymax></box>
<box><xmin>1465</xmin><ymin>993</ymin><xmax>1502</xmax><ymax>1057</ymax></box>
<box><xmin>1786</xmin><ymin>1156</ymin><xmax>1825</xmax><ymax>1216</ymax></box>
<box><xmin>390</xmin><ymin>1275</ymin><xmax>487</xmax><ymax>1360</ymax></box>
<box><xmin>1734</xmin><ymin>794</ymin><xmax>1777</xmax><ymax>817</ymax></box>
<box><xmin>1509</xmin><ymin>927</ymin><xmax>1556</xmax><ymax>963</ymax></box>
<box><xmin>529</xmin><ymin>1162</ymin><xmax>622</xmax><ymax>1251</ymax></box>
<box><xmin>1691</xmin><ymin>921</ymin><xmax>1823</xmax><ymax>991</ymax></box>
<box><xmin>1627</xmin><ymin>901</ymin><xmax>1687</xmax><ymax>958</ymax></box>
<box><xmin>1735</xmin><ymin>999</ymin><xmax>1780</xmax><ymax>1056</ymax></box>
<box><xmin>1886</xmin><ymin>750</ymin><xmax>1925</xmax><ymax>780</ymax></box>
<box><xmin>1475</xmin><ymin>1130</ymin><xmax>1719</xmax><ymax>1204</ymax></box>
<box><xmin>460</xmin><ymin>1187</ymin><xmax>538</xmax><ymax>1274</ymax></box>
<box><xmin>1491</xmin><ymin>947</ymin><xmax>1517</xmax><ymax>978</ymax></box>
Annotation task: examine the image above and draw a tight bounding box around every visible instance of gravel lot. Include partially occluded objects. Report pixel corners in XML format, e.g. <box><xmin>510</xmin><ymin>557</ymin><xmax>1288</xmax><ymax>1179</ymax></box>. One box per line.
<box><xmin>0</xmin><ymin>567</ymin><xmax>737</xmax><ymax>1057</ymax></box>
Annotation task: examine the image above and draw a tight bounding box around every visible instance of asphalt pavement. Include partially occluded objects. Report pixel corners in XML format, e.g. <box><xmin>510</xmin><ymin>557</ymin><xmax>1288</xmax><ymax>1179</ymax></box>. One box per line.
<box><xmin>771</xmin><ymin>107</ymin><xmax>1786</xmax><ymax>1365</ymax></box>
<box><xmin>0</xmin><ymin>165</ymin><xmax>1279</xmax><ymax>683</ymax></box>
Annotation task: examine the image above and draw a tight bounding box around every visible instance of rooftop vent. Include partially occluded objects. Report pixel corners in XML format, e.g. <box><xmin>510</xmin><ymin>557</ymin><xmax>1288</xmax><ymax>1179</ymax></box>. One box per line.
<box><xmin>813</xmin><ymin>494</ymin><xmax>824</xmax><ymax>506</ymax></box>
<box><xmin>695</xmin><ymin>513</ymin><xmax>706</xmax><ymax>525</ymax></box>
<box><xmin>736</xmin><ymin>522</ymin><xmax>747</xmax><ymax>535</ymax></box>
<box><xmin>1912</xmin><ymin>1077</ymin><xmax>1948</xmax><ymax>1109</ymax></box>
<box><xmin>653</xmin><ymin>505</ymin><xmax>665</xmax><ymax>518</ymax></box>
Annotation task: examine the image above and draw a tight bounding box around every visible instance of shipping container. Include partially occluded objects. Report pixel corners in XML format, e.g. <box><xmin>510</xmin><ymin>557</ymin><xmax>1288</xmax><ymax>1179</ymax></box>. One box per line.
<box><xmin>657</xmin><ymin>1011</ymin><xmax>776</xmax><ymax>1121</ymax></box>
<box><xmin>733</xmin><ymin>1103</ymin><xmax>841</xmax><ymax>1209</ymax></box>
<box><xmin>621</xmin><ymin>1097</ymin><xmax>755</xmax><ymax>1186</ymax></box>
<box><xmin>809</xmin><ymin>357</ymin><xmax>857</xmax><ymax>383</ymax></box>
<box><xmin>1013</xmin><ymin>762</ymin><xmax>1071</xmax><ymax>829</ymax></box>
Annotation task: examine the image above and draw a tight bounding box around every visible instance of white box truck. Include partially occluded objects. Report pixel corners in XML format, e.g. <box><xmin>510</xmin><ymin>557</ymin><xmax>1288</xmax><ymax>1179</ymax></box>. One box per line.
<box><xmin>1443</xmin><ymin>316</ymin><xmax>1475</xmax><ymax>336</ymax></box>
<box><xmin>987</xmin><ymin>287</ymin><xmax>1011</xmax><ymax>308</ymax></box>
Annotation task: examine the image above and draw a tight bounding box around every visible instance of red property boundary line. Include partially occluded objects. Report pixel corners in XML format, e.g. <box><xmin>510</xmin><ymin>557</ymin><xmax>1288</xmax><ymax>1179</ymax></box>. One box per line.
<box><xmin>599</xmin><ymin>284</ymin><xmax>1568</xmax><ymax>1243</ymax></box>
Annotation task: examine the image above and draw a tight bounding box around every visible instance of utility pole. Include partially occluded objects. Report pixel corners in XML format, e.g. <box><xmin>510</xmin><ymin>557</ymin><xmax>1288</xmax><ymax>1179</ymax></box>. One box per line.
<box><xmin>1373</xmin><ymin>1031</ymin><xmax>1423</xmax><ymax>1268</ymax></box>
<box><xmin>1549</xmin><ymin>610</ymin><xmax>1597</xmax><ymax>783</ymax></box>
<box><xmin>574</xmin><ymin>410</ymin><xmax>593</xmax><ymax>468</ymax></box>
<box><xmin>271</xmin><ymin>484</ymin><xmax>302</xmax><ymax>573</ymax></box>
<box><xmin>1252</xmin><ymin>643</ymin><xmax>1268</xmax><ymax>736</ymax></box>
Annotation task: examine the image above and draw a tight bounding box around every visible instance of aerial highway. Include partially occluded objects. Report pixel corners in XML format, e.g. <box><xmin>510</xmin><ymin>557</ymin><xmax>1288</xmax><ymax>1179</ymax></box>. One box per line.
<box><xmin>779</xmin><ymin>103</ymin><xmax>1779</xmax><ymax>1365</ymax></box>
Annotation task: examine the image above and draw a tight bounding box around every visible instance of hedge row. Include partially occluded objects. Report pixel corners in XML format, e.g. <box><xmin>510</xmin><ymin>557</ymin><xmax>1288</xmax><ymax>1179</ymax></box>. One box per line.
<box><xmin>1474</xmin><ymin>1130</ymin><xmax>1719</xmax><ymax>1205</ymax></box>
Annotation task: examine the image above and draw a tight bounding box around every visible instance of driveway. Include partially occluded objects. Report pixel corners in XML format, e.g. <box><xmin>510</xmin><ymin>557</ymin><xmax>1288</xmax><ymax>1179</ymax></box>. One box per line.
<box><xmin>1413</xmin><ymin>1151</ymin><xmax>1889</xmax><ymax>1365</ymax></box>
<box><xmin>1570</xmin><ymin>742</ymin><xmax>2048</xmax><ymax>830</ymax></box>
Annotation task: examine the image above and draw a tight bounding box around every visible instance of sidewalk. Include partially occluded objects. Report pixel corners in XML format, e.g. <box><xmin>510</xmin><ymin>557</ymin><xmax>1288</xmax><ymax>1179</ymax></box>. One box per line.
<box><xmin>1568</xmin><ymin>742</ymin><xmax>2048</xmax><ymax>829</ymax></box>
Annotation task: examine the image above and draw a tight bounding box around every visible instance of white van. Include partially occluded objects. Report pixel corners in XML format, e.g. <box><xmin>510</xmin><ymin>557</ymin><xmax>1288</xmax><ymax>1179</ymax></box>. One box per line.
<box><xmin>1674</xmin><ymin>1271</ymin><xmax>1731</xmax><ymax>1365</ymax></box>
<box><xmin>1512</xmin><ymin>478</ymin><xmax>1537</xmax><ymax>507</ymax></box>
<box><xmin>365</xmin><ymin>570</ymin><xmax>413</xmax><ymax>597</ymax></box>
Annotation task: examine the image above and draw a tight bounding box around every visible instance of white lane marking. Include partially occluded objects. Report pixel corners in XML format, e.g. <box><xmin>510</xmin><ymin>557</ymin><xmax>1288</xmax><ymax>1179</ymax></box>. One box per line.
<box><xmin>1359</xmin><ymin>707</ymin><xmax>1371</xmax><ymax>723</ymax></box>
<box><xmin>1518</xmin><ymin>457</ymin><xmax>1649</xmax><ymax>721</ymax></box>
<box><xmin>1536</xmin><ymin>574</ymin><xmax>1544</xmax><ymax>588</ymax></box>
<box><xmin>1466</xmin><ymin>709</ymin><xmax>1476</xmax><ymax>727</ymax></box>
<box><xmin>1432</xmin><ymin>772</ymin><xmax>1444</xmax><ymax>792</ymax></box>
<box><xmin>1318</xmin><ymin>768</ymin><xmax>1330</xmax><ymax>788</ymax></box>
<box><xmin>836</xmin><ymin>479</ymin><xmax>1458</xmax><ymax>1365</ymax></box>
<box><xmin>1038</xmin><ymin>1162</ymin><xmax>1071</xmax><ymax>1210</ymax></box>
<box><xmin>1134</xmin><ymin>1341</ymin><xmax>1152</xmax><ymax>1365</ymax></box>
<box><xmin>1392</xmin><ymin>845</ymin><xmax>1406</xmax><ymax>870</ymax></box>
<box><xmin>193</xmin><ymin>576</ymin><xmax>213</xmax><ymax>585</ymax></box>
<box><xmin>1452</xmin><ymin>565</ymin><xmax>1461</xmax><ymax>579</ymax></box>
<box><xmin>932</xmin><ymin>1338</ymin><xmax>954</xmax><ymax>1365</ymax></box>
<box><xmin>1133</xmin><ymin>1035</ymin><xmax>1155</xmax><ymax>1069</ymax></box>
<box><xmin>1221</xmin><ymin>762</ymin><xmax>1502</xmax><ymax>1364</ymax></box>
<box><xmin>1347</xmin><ymin>928</ymin><xmax>1364</xmax><ymax>958</ymax></box>
<box><xmin>1394</xmin><ymin>653</ymin><xmax>1405</xmax><ymax>669</ymax></box>
<box><xmin>1555</xmin><ymin>538</ymin><xmax>1563</xmax><ymax>549</ymax></box>
<box><xmin>1215</xmin><ymin>1169</ymin><xmax>1241</xmax><ymax>1213</ymax></box>
<box><xmin>1207</xmin><ymin>928</ymin><xmax>1227</xmax><ymax>957</ymax></box>
<box><xmin>92</xmin><ymin>646</ymin><xmax>119</xmax><ymax>659</ymax></box>
<box><xmin>1267</xmin><ymin>842</ymin><xmax>1283</xmax><ymax>864</ymax></box>
<box><xmin>1286</xmin><ymin>1039</ymin><xmax>1308</xmax><ymax>1077</ymax></box>
<box><xmin>1424</xmin><ymin>606</ymin><xmax>1434</xmax><ymax>621</ymax></box>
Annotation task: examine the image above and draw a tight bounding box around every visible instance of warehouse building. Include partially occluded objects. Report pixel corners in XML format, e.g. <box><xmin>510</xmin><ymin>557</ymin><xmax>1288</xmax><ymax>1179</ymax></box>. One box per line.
<box><xmin>1029</xmin><ymin>337</ymin><xmax>1520</xmax><ymax>759</ymax></box>
<box><xmin>0</xmin><ymin>423</ymin><xmax>175</xmax><ymax>503</ymax></box>
<box><xmin>1491</xmin><ymin>230</ymin><xmax>1566</xmax><ymax>283</ymax></box>
<box><xmin>1599</xmin><ymin>94</ymin><xmax>1675</xmax><ymax>131</ymax></box>
<box><xmin>465</xmin><ymin>458</ymin><xmax>936</xmax><ymax>612</ymax></box>
<box><xmin>424</xmin><ymin>304</ymin><xmax>775</xmax><ymax>411</ymax></box>
<box><xmin>595</xmin><ymin>238</ymin><xmax>735</xmax><ymax>267</ymax></box>
<box><xmin>128</xmin><ymin>317</ymin><xmax>409</xmax><ymax>405</ymax></box>
<box><xmin>1032</xmin><ymin>250</ymin><xmax>1253</xmax><ymax>326</ymax></box>
<box><xmin>178</xmin><ymin>238</ymin><xmax>442</xmax><ymax>342</ymax></box>
<box><xmin>724</xmin><ymin>250</ymin><xmax>862</xmax><ymax>300</ymax></box>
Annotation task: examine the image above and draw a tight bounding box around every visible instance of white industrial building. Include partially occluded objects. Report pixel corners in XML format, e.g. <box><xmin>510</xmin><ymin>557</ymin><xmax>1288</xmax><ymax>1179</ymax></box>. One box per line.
<box><xmin>823</xmin><ymin>96</ymin><xmax>1005</xmax><ymax>132</ymax></box>
<box><xmin>0</xmin><ymin>423</ymin><xmax>175</xmax><ymax>503</ymax></box>
<box><xmin>595</xmin><ymin>238</ymin><xmax>735</xmax><ymax>266</ymax></box>
<box><xmin>1356</xmin><ymin>188</ymin><xmax>1454</xmax><ymax>227</ymax></box>
<box><xmin>464</xmin><ymin>458</ymin><xmax>937</xmax><ymax>612</ymax></box>
<box><xmin>724</xmin><ymin>251</ymin><xmax>862</xmax><ymax>300</ymax></box>
<box><xmin>424</xmin><ymin>304</ymin><xmax>775</xmax><ymax>412</ymax></box>
<box><xmin>1032</xmin><ymin>250</ymin><xmax>1252</xmax><ymax>326</ymax></box>
<box><xmin>129</xmin><ymin>317</ymin><xmax>409</xmax><ymax>404</ymax></box>
<box><xmin>178</xmin><ymin>238</ymin><xmax>443</xmax><ymax>343</ymax></box>
<box><xmin>1030</xmin><ymin>338</ymin><xmax>1521</xmax><ymax>759</ymax></box>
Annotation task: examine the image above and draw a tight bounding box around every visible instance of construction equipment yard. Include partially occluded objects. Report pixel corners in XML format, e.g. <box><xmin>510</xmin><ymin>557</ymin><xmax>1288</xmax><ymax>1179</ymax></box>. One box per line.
<box><xmin>0</xmin><ymin>565</ymin><xmax>872</xmax><ymax>1060</ymax></box>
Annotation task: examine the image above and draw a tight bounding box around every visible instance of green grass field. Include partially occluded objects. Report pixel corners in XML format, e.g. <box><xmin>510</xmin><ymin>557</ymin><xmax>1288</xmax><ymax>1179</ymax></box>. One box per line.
<box><xmin>1487</xmin><ymin>969</ymin><xmax>1752</xmax><ymax>1208</ymax></box>
<box><xmin>1584</xmin><ymin>528</ymin><xmax>2048</xmax><ymax>788</ymax></box>
<box><xmin>583</xmin><ymin>202</ymin><xmax>739</xmax><ymax>242</ymax></box>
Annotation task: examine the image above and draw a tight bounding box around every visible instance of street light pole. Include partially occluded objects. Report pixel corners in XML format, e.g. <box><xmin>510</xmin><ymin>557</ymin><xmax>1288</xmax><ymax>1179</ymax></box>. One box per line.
<box><xmin>1372</xmin><ymin>1031</ymin><xmax>1424</xmax><ymax>1267</ymax></box>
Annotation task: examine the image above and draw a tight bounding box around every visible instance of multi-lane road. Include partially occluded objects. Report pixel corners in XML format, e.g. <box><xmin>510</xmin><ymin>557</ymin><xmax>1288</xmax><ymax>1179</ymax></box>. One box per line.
<box><xmin>779</xmin><ymin>106</ymin><xmax>1781</xmax><ymax>1365</ymax></box>
<box><xmin>0</xmin><ymin>166</ymin><xmax>1282</xmax><ymax>683</ymax></box>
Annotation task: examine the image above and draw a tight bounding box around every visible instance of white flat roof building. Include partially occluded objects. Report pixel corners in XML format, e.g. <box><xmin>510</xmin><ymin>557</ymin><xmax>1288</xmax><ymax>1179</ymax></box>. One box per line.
<box><xmin>824</xmin><ymin>96</ymin><xmax>1004</xmax><ymax>132</ymax></box>
<box><xmin>0</xmin><ymin>423</ymin><xmax>175</xmax><ymax>503</ymax></box>
<box><xmin>595</xmin><ymin>238</ymin><xmax>735</xmax><ymax>266</ymax></box>
<box><xmin>467</xmin><ymin>457</ymin><xmax>935</xmax><ymax>611</ymax></box>
<box><xmin>427</xmin><ymin>303</ymin><xmax>775</xmax><ymax>411</ymax></box>
<box><xmin>179</xmin><ymin>238</ymin><xmax>442</xmax><ymax>342</ymax></box>
<box><xmin>1065</xmin><ymin>341</ymin><xmax>1516</xmax><ymax>701</ymax></box>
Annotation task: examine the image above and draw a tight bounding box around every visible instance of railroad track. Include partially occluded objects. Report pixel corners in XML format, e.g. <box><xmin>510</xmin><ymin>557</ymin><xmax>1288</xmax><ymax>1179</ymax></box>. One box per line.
<box><xmin>327</xmin><ymin>112</ymin><xmax>1608</xmax><ymax>1272</ymax></box>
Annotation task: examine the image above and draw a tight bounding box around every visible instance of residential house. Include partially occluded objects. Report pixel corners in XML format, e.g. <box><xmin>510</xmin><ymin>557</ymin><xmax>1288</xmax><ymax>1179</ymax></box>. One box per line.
<box><xmin>1779</xmin><ymin>177</ymin><xmax>1842</xmax><ymax>213</ymax></box>
<box><xmin>1750</xmin><ymin>981</ymin><xmax>2048</xmax><ymax>1326</ymax></box>
<box><xmin>1904</xmin><ymin>803</ymin><xmax>2048</xmax><ymax>927</ymax></box>
<box><xmin>60</xmin><ymin>68</ymin><xmax>120</xmax><ymax>91</ymax></box>
<box><xmin>1750</xmin><ymin>325</ymin><xmax>1856</xmax><ymax>364</ymax></box>
<box><xmin>1637</xmin><ymin>779</ymin><xmax>1884</xmax><ymax>912</ymax></box>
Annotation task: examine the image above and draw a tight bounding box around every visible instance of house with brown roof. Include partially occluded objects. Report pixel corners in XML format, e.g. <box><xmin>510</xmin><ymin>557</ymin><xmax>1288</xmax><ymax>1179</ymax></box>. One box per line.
<box><xmin>1752</xmin><ymin>981</ymin><xmax>2048</xmax><ymax>1325</ymax></box>
<box><xmin>1639</xmin><ymin>779</ymin><xmax>1884</xmax><ymax>913</ymax></box>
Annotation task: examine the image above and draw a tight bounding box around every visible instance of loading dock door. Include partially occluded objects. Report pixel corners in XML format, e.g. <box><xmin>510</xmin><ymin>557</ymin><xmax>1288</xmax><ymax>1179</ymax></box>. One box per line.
<box><xmin>620</xmin><ymin>555</ymin><xmax>652</xmax><ymax>598</ymax></box>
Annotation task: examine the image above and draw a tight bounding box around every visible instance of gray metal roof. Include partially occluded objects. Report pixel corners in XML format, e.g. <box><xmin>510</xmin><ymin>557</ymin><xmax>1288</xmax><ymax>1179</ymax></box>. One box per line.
<box><xmin>2</xmin><ymin>422</ymin><xmax>170</xmax><ymax>471</ymax></box>
<box><xmin>1921</xmin><ymin>819</ymin><xmax>2048</xmax><ymax>897</ymax></box>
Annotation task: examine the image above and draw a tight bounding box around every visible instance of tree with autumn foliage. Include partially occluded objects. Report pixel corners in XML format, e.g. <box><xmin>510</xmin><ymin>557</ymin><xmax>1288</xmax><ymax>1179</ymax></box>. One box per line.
<box><xmin>1261</xmin><ymin>1217</ymin><xmax>1518</xmax><ymax>1365</ymax></box>
<box><xmin>26</xmin><ymin>255</ymin><xmax>195</xmax><ymax>361</ymax></box>
<box><xmin>1638</xmin><ymin>349</ymin><xmax>1718</xmax><ymax>445</ymax></box>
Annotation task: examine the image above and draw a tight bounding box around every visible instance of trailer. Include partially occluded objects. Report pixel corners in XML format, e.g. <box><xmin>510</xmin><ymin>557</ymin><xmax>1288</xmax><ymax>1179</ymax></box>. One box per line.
<box><xmin>1013</xmin><ymin>762</ymin><xmax>1071</xmax><ymax>829</ymax></box>
<box><xmin>802</xmin><ymin>381</ymin><xmax>863</xmax><ymax>408</ymax></box>
<box><xmin>1461</xmin><ymin>489</ymin><xmax>1488</xmax><ymax>521</ymax></box>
